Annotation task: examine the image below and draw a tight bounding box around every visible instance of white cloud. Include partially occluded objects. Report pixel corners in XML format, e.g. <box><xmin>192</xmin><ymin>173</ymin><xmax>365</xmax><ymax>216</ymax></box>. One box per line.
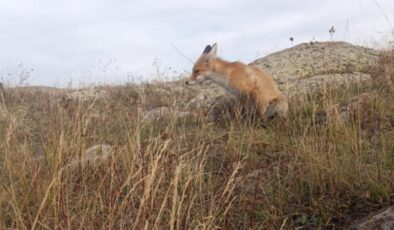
<box><xmin>0</xmin><ymin>0</ymin><xmax>392</xmax><ymax>86</ymax></box>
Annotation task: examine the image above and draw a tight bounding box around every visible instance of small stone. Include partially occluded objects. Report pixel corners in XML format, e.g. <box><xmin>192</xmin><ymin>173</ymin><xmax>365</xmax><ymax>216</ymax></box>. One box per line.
<box><xmin>66</xmin><ymin>88</ymin><xmax>109</xmax><ymax>102</ymax></box>
<box><xmin>64</xmin><ymin>144</ymin><xmax>113</xmax><ymax>170</ymax></box>
<box><xmin>141</xmin><ymin>107</ymin><xmax>194</xmax><ymax>124</ymax></box>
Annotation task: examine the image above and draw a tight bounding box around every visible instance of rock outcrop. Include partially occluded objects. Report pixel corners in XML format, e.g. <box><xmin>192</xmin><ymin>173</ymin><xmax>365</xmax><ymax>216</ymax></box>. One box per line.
<box><xmin>282</xmin><ymin>72</ymin><xmax>371</xmax><ymax>98</ymax></box>
<box><xmin>350</xmin><ymin>206</ymin><xmax>394</xmax><ymax>230</ymax></box>
<box><xmin>63</xmin><ymin>144</ymin><xmax>114</xmax><ymax>171</ymax></box>
<box><xmin>141</xmin><ymin>106</ymin><xmax>193</xmax><ymax>124</ymax></box>
<box><xmin>250</xmin><ymin>41</ymin><xmax>379</xmax><ymax>83</ymax></box>
<box><xmin>66</xmin><ymin>87</ymin><xmax>109</xmax><ymax>102</ymax></box>
<box><xmin>251</xmin><ymin>42</ymin><xmax>377</xmax><ymax>98</ymax></box>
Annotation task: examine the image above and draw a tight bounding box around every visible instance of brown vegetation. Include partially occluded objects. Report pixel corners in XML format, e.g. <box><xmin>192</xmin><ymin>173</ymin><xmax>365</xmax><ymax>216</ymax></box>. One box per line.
<box><xmin>0</xmin><ymin>50</ymin><xmax>393</xmax><ymax>229</ymax></box>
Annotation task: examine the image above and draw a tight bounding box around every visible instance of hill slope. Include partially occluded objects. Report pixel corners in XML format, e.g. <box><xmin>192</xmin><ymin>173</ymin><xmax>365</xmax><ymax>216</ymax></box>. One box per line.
<box><xmin>0</xmin><ymin>42</ymin><xmax>392</xmax><ymax>229</ymax></box>
<box><xmin>251</xmin><ymin>41</ymin><xmax>379</xmax><ymax>83</ymax></box>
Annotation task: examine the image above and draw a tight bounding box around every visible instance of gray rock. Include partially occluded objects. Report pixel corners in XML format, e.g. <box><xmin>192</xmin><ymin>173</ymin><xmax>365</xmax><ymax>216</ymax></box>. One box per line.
<box><xmin>350</xmin><ymin>206</ymin><xmax>394</xmax><ymax>230</ymax></box>
<box><xmin>316</xmin><ymin>91</ymin><xmax>376</xmax><ymax>124</ymax></box>
<box><xmin>83</xmin><ymin>144</ymin><xmax>113</xmax><ymax>161</ymax></box>
<box><xmin>250</xmin><ymin>41</ymin><xmax>379</xmax><ymax>83</ymax></box>
<box><xmin>172</xmin><ymin>86</ymin><xmax>187</xmax><ymax>95</ymax></box>
<box><xmin>141</xmin><ymin>107</ymin><xmax>194</xmax><ymax>124</ymax></box>
<box><xmin>187</xmin><ymin>93</ymin><xmax>217</xmax><ymax>111</ymax></box>
<box><xmin>336</xmin><ymin>92</ymin><xmax>375</xmax><ymax>122</ymax></box>
<box><xmin>281</xmin><ymin>72</ymin><xmax>371</xmax><ymax>98</ymax></box>
<box><xmin>67</xmin><ymin>88</ymin><xmax>109</xmax><ymax>102</ymax></box>
<box><xmin>64</xmin><ymin>144</ymin><xmax>113</xmax><ymax>170</ymax></box>
<box><xmin>150</xmin><ymin>88</ymin><xmax>171</xmax><ymax>97</ymax></box>
<box><xmin>141</xmin><ymin>107</ymin><xmax>171</xmax><ymax>123</ymax></box>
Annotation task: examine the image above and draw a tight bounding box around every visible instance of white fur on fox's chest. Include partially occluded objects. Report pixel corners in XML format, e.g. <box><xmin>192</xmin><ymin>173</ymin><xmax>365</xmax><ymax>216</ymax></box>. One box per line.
<box><xmin>206</xmin><ymin>72</ymin><xmax>240</xmax><ymax>95</ymax></box>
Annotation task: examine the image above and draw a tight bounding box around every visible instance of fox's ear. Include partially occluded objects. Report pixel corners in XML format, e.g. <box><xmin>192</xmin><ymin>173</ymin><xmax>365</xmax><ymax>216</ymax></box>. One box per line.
<box><xmin>202</xmin><ymin>45</ymin><xmax>212</xmax><ymax>54</ymax></box>
<box><xmin>207</xmin><ymin>43</ymin><xmax>217</xmax><ymax>57</ymax></box>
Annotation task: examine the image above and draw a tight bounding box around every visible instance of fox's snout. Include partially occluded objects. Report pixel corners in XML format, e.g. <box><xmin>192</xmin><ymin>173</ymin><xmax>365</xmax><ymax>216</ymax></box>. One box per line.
<box><xmin>185</xmin><ymin>74</ymin><xmax>201</xmax><ymax>85</ymax></box>
<box><xmin>185</xmin><ymin>79</ymin><xmax>197</xmax><ymax>86</ymax></box>
<box><xmin>185</xmin><ymin>76</ymin><xmax>193</xmax><ymax>85</ymax></box>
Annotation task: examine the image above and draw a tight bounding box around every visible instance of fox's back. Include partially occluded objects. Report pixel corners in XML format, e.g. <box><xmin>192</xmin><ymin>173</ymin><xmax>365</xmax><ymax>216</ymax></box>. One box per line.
<box><xmin>225</xmin><ymin>62</ymin><xmax>280</xmax><ymax>97</ymax></box>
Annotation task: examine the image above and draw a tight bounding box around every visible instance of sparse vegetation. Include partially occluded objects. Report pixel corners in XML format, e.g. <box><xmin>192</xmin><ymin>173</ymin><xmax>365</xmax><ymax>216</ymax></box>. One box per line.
<box><xmin>0</xmin><ymin>50</ymin><xmax>393</xmax><ymax>229</ymax></box>
<box><xmin>329</xmin><ymin>26</ymin><xmax>336</xmax><ymax>40</ymax></box>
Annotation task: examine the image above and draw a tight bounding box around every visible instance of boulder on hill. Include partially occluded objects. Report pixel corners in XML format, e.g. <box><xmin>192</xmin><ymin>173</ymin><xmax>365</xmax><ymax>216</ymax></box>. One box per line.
<box><xmin>250</xmin><ymin>42</ymin><xmax>378</xmax><ymax>98</ymax></box>
<box><xmin>66</xmin><ymin>87</ymin><xmax>109</xmax><ymax>102</ymax></box>
<box><xmin>250</xmin><ymin>41</ymin><xmax>379</xmax><ymax>84</ymax></box>
<box><xmin>63</xmin><ymin>144</ymin><xmax>114</xmax><ymax>171</ymax></box>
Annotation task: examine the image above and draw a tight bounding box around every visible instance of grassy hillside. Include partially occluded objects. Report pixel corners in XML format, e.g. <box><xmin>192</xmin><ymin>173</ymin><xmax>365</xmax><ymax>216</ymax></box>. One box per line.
<box><xmin>0</xmin><ymin>51</ymin><xmax>393</xmax><ymax>229</ymax></box>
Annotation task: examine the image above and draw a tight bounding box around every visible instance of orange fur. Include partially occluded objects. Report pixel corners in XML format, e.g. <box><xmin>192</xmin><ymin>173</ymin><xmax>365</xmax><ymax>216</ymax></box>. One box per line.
<box><xmin>186</xmin><ymin>43</ymin><xmax>288</xmax><ymax>120</ymax></box>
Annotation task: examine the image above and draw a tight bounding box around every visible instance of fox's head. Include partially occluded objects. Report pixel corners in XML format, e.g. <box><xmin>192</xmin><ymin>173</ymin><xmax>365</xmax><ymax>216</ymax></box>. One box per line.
<box><xmin>185</xmin><ymin>43</ymin><xmax>218</xmax><ymax>85</ymax></box>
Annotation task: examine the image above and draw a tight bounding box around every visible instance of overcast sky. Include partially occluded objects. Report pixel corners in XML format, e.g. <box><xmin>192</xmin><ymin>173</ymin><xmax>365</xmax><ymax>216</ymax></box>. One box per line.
<box><xmin>0</xmin><ymin>0</ymin><xmax>393</xmax><ymax>87</ymax></box>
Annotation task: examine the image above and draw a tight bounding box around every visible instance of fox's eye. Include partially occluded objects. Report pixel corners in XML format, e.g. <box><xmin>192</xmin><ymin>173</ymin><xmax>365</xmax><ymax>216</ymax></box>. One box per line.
<box><xmin>194</xmin><ymin>70</ymin><xmax>200</xmax><ymax>74</ymax></box>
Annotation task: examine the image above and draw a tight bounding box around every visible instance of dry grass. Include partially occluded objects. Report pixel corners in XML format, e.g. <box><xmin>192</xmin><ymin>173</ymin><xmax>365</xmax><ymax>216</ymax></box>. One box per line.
<box><xmin>0</xmin><ymin>52</ymin><xmax>393</xmax><ymax>229</ymax></box>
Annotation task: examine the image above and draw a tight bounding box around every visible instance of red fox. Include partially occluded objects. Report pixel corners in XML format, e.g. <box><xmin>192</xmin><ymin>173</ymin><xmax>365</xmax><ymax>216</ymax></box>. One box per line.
<box><xmin>185</xmin><ymin>43</ymin><xmax>288</xmax><ymax>120</ymax></box>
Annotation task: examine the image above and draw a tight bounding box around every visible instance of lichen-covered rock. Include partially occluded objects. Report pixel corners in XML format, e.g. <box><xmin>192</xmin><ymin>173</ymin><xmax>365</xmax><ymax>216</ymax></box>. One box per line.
<box><xmin>64</xmin><ymin>144</ymin><xmax>113</xmax><ymax>170</ymax></box>
<box><xmin>333</xmin><ymin>91</ymin><xmax>376</xmax><ymax>122</ymax></box>
<box><xmin>350</xmin><ymin>206</ymin><xmax>394</xmax><ymax>230</ymax></box>
<box><xmin>141</xmin><ymin>107</ymin><xmax>171</xmax><ymax>123</ymax></box>
<box><xmin>83</xmin><ymin>144</ymin><xmax>113</xmax><ymax>161</ymax></box>
<box><xmin>187</xmin><ymin>93</ymin><xmax>217</xmax><ymax>111</ymax></box>
<box><xmin>172</xmin><ymin>86</ymin><xmax>188</xmax><ymax>95</ymax></box>
<box><xmin>281</xmin><ymin>72</ymin><xmax>371</xmax><ymax>98</ymax></box>
<box><xmin>67</xmin><ymin>88</ymin><xmax>109</xmax><ymax>102</ymax></box>
<box><xmin>251</xmin><ymin>41</ymin><xmax>379</xmax><ymax>83</ymax></box>
<box><xmin>141</xmin><ymin>107</ymin><xmax>194</xmax><ymax>124</ymax></box>
<box><xmin>315</xmin><ymin>91</ymin><xmax>377</xmax><ymax>124</ymax></box>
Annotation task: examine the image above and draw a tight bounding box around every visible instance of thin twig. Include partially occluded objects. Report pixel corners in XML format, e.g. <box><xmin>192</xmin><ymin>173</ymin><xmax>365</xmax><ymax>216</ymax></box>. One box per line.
<box><xmin>169</xmin><ymin>42</ymin><xmax>194</xmax><ymax>64</ymax></box>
